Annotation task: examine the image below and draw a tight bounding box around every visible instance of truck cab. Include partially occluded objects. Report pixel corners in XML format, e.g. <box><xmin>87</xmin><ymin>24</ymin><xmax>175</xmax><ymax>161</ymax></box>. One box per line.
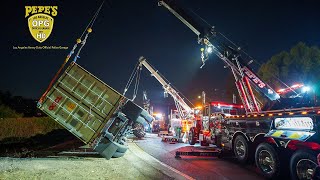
<box><xmin>188</xmin><ymin>101</ymin><xmax>245</xmax><ymax>146</ymax></box>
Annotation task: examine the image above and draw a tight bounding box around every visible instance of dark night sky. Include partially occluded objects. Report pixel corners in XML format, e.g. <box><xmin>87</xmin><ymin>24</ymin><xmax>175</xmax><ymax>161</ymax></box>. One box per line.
<box><xmin>2</xmin><ymin>0</ymin><xmax>320</xmax><ymax>112</ymax></box>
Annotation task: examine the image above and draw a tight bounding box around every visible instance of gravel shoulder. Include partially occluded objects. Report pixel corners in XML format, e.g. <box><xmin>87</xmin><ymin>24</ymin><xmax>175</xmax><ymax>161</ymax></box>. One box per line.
<box><xmin>0</xmin><ymin>142</ymin><xmax>188</xmax><ymax>180</ymax></box>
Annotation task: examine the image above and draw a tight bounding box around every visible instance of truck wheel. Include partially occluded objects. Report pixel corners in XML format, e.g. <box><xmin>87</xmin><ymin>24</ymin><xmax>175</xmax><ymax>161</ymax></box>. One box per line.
<box><xmin>114</xmin><ymin>141</ymin><xmax>128</xmax><ymax>153</ymax></box>
<box><xmin>112</xmin><ymin>151</ymin><xmax>125</xmax><ymax>158</ymax></box>
<box><xmin>290</xmin><ymin>150</ymin><xmax>317</xmax><ymax>180</ymax></box>
<box><xmin>255</xmin><ymin>143</ymin><xmax>280</xmax><ymax>179</ymax></box>
<box><xmin>233</xmin><ymin>135</ymin><xmax>249</xmax><ymax>163</ymax></box>
<box><xmin>132</xmin><ymin>122</ymin><xmax>146</xmax><ymax>138</ymax></box>
<box><xmin>188</xmin><ymin>127</ymin><xmax>196</xmax><ymax>145</ymax></box>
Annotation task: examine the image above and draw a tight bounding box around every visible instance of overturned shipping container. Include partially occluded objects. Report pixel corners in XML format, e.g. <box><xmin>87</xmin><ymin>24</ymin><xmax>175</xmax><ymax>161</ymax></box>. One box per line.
<box><xmin>38</xmin><ymin>62</ymin><xmax>153</xmax><ymax>159</ymax></box>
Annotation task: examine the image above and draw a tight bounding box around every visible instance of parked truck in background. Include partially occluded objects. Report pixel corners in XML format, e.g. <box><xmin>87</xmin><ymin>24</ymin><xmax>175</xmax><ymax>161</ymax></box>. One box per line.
<box><xmin>158</xmin><ymin>1</ymin><xmax>320</xmax><ymax>179</ymax></box>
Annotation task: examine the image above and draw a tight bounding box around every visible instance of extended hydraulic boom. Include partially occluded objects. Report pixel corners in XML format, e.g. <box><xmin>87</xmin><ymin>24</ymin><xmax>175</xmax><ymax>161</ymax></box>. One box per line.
<box><xmin>158</xmin><ymin>0</ymin><xmax>280</xmax><ymax>113</ymax></box>
<box><xmin>139</xmin><ymin>56</ymin><xmax>194</xmax><ymax>119</ymax></box>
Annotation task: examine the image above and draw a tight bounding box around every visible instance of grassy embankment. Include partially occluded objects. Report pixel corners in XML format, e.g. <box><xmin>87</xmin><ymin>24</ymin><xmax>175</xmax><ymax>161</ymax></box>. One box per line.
<box><xmin>0</xmin><ymin>117</ymin><xmax>63</xmax><ymax>142</ymax></box>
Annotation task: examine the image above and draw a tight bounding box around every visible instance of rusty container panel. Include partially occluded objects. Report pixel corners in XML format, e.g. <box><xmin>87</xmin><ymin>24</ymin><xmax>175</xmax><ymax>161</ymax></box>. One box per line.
<box><xmin>38</xmin><ymin>62</ymin><xmax>124</xmax><ymax>144</ymax></box>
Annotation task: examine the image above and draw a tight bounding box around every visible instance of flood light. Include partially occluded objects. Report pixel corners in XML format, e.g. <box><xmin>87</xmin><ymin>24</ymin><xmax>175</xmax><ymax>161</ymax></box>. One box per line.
<box><xmin>206</xmin><ymin>46</ymin><xmax>213</xmax><ymax>53</ymax></box>
<box><xmin>302</xmin><ymin>86</ymin><xmax>311</xmax><ymax>93</ymax></box>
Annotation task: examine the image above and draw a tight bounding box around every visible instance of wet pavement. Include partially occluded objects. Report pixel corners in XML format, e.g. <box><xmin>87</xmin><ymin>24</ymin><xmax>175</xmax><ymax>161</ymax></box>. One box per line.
<box><xmin>134</xmin><ymin>133</ymin><xmax>264</xmax><ymax>180</ymax></box>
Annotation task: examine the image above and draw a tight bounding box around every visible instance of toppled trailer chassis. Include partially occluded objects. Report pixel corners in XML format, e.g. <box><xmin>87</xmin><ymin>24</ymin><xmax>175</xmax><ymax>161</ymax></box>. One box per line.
<box><xmin>38</xmin><ymin>62</ymin><xmax>153</xmax><ymax>159</ymax></box>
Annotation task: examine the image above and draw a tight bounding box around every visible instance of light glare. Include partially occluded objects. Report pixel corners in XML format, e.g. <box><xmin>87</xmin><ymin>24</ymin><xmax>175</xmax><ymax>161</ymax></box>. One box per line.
<box><xmin>206</xmin><ymin>46</ymin><xmax>213</xmax><ymax>53</ymax></box>
<box><xmin>302</xmin><ymin>86</ymin><xmax>310</xmax><ymax>93</ymax></box>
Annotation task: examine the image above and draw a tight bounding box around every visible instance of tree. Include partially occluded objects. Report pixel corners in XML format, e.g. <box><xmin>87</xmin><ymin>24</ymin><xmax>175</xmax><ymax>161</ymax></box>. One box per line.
<box><xmin>0</xmin><ymin>91</ymin><xmax>24</xmax><ymax>118</ymax></box>
<box><xmin>0</xmin><ymin>104</ymin><xmax>23</xmax><ymax>118</ymax></box>
<box><xmin>258</xmin><ymin>42</ymin><xmax>320</xmax><ymax>95</ymax></box>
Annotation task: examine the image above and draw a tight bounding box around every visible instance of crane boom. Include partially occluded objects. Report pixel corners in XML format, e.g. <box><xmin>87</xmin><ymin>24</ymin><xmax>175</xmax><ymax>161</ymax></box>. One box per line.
<box><xmin>158</xmin><ymin>0</ymin><xmax>202</xmax><ymax>37</ymax></box>
<box><xmin>158</xmin><ymin>0</ymin><xmax>280</xmax><ymax>113</ymax></box>
<box><xmin>139</xmin><ymin>56</ymin><xmax>193</xmax><ymax>118</ymax></box>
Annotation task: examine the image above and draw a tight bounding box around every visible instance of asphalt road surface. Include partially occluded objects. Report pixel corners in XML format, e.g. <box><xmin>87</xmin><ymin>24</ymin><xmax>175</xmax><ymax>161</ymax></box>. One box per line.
<box><xmin>0</xmin><ymin>132</ymin><xmax>288</xmax><ymax>180</ymax></box>
<box><xmin>135</xmin><ymin>133</ymin><xmax>264</xmax><ymax>180</ymax></box>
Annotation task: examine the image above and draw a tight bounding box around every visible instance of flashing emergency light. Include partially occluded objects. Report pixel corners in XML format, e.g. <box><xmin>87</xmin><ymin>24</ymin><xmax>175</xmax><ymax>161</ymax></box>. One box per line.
<box><xmin>210</xmin><ymin>101</ymin><xmax>244</xmax><ymax>109</ymax></box>
<box><xmin>277</xmin><ymin>83</ymin><xmax>307</xmax><ymax>94</ymax></box>
<box><xmin>291</xmin><ymin>84</ymin><xmax>301</xmax><ymax>88</ymax></box>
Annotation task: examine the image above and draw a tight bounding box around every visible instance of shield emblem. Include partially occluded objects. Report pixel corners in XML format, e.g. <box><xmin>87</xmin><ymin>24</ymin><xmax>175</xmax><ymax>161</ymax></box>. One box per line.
<box><xmin>28</xmin><ymin>14</ymin><xmax>54</xmax><ymax>43</ymax></box>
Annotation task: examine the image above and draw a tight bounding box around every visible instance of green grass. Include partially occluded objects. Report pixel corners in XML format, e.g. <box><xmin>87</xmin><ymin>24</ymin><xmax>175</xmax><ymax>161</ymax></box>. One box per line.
<box><xmin>0</xmin><ymin>117</ymin><xmax>63</xmax><ymax>141</ymax></box>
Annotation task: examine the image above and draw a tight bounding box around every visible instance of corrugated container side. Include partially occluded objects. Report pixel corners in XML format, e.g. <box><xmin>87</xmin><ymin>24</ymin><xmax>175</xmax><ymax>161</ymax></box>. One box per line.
<box><xmin>39</xmin><ymin>62</ymin><xmax>125</xmax><ymax>144</ymax></box>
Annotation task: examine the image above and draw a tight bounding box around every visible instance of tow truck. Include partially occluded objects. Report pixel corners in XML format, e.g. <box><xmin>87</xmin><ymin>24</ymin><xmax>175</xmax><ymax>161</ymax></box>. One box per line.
<box><xmin>158</xmin><ymin>0</ymin><xmax>320</xmax><ymax>179</ymax></box>
<box><xmin>128</xmin><ymin>56</ymin><xmax>198</xmax><ymax>142</ymax></box>
<box><xmin>188</xmin><ymin>101</ymin><xmax>245</xmax><ymax>146</ymax></box>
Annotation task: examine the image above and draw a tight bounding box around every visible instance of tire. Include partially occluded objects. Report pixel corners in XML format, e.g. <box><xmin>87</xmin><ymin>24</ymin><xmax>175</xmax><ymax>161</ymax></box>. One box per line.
<box><xmin>290</xmin><ymin>150</ymin><xmax>317</xmax><ymax>180</ymax></box>
<box><xmin>255</xmin><ymin>143</ymin><xmax>280</xmax><ymax>179</ymax></box>
<box><xmin>233</xmin><ymin>135</ymin><xmax>249</xmax><ymax>164</ymax></box>
<box><xmin>114</xmin><ymin>141</ymin><xmax>128</xmax><ymax>153</ymax></box>
<box><xmin>112</xmin><ymin>151</ymin><xmax>125</xmax><ymax>158</ymax></box>
<box><xmin>132</xmin><ymin>122</ymin><xmax>145</xmax><ymax>138</ymax></box>
<box><xmin>188</xmin><ymin>127</ymin><xmax>196</xmax><ymax>145</ymax></box>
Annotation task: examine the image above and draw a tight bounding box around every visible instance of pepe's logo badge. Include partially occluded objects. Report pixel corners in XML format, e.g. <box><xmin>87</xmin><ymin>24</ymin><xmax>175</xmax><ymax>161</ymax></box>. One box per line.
<box><xmin>25</xmin><ymin>6</ymin><xmax>58</xmax><ymax>43</ymax></box>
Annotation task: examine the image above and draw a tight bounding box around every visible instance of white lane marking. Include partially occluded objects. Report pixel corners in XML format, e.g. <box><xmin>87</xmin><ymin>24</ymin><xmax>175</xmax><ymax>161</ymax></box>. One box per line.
<box><xmin>128</xmin><ymin>142</ymin><xmax>195</xmax><ymax>180</ymax></box>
